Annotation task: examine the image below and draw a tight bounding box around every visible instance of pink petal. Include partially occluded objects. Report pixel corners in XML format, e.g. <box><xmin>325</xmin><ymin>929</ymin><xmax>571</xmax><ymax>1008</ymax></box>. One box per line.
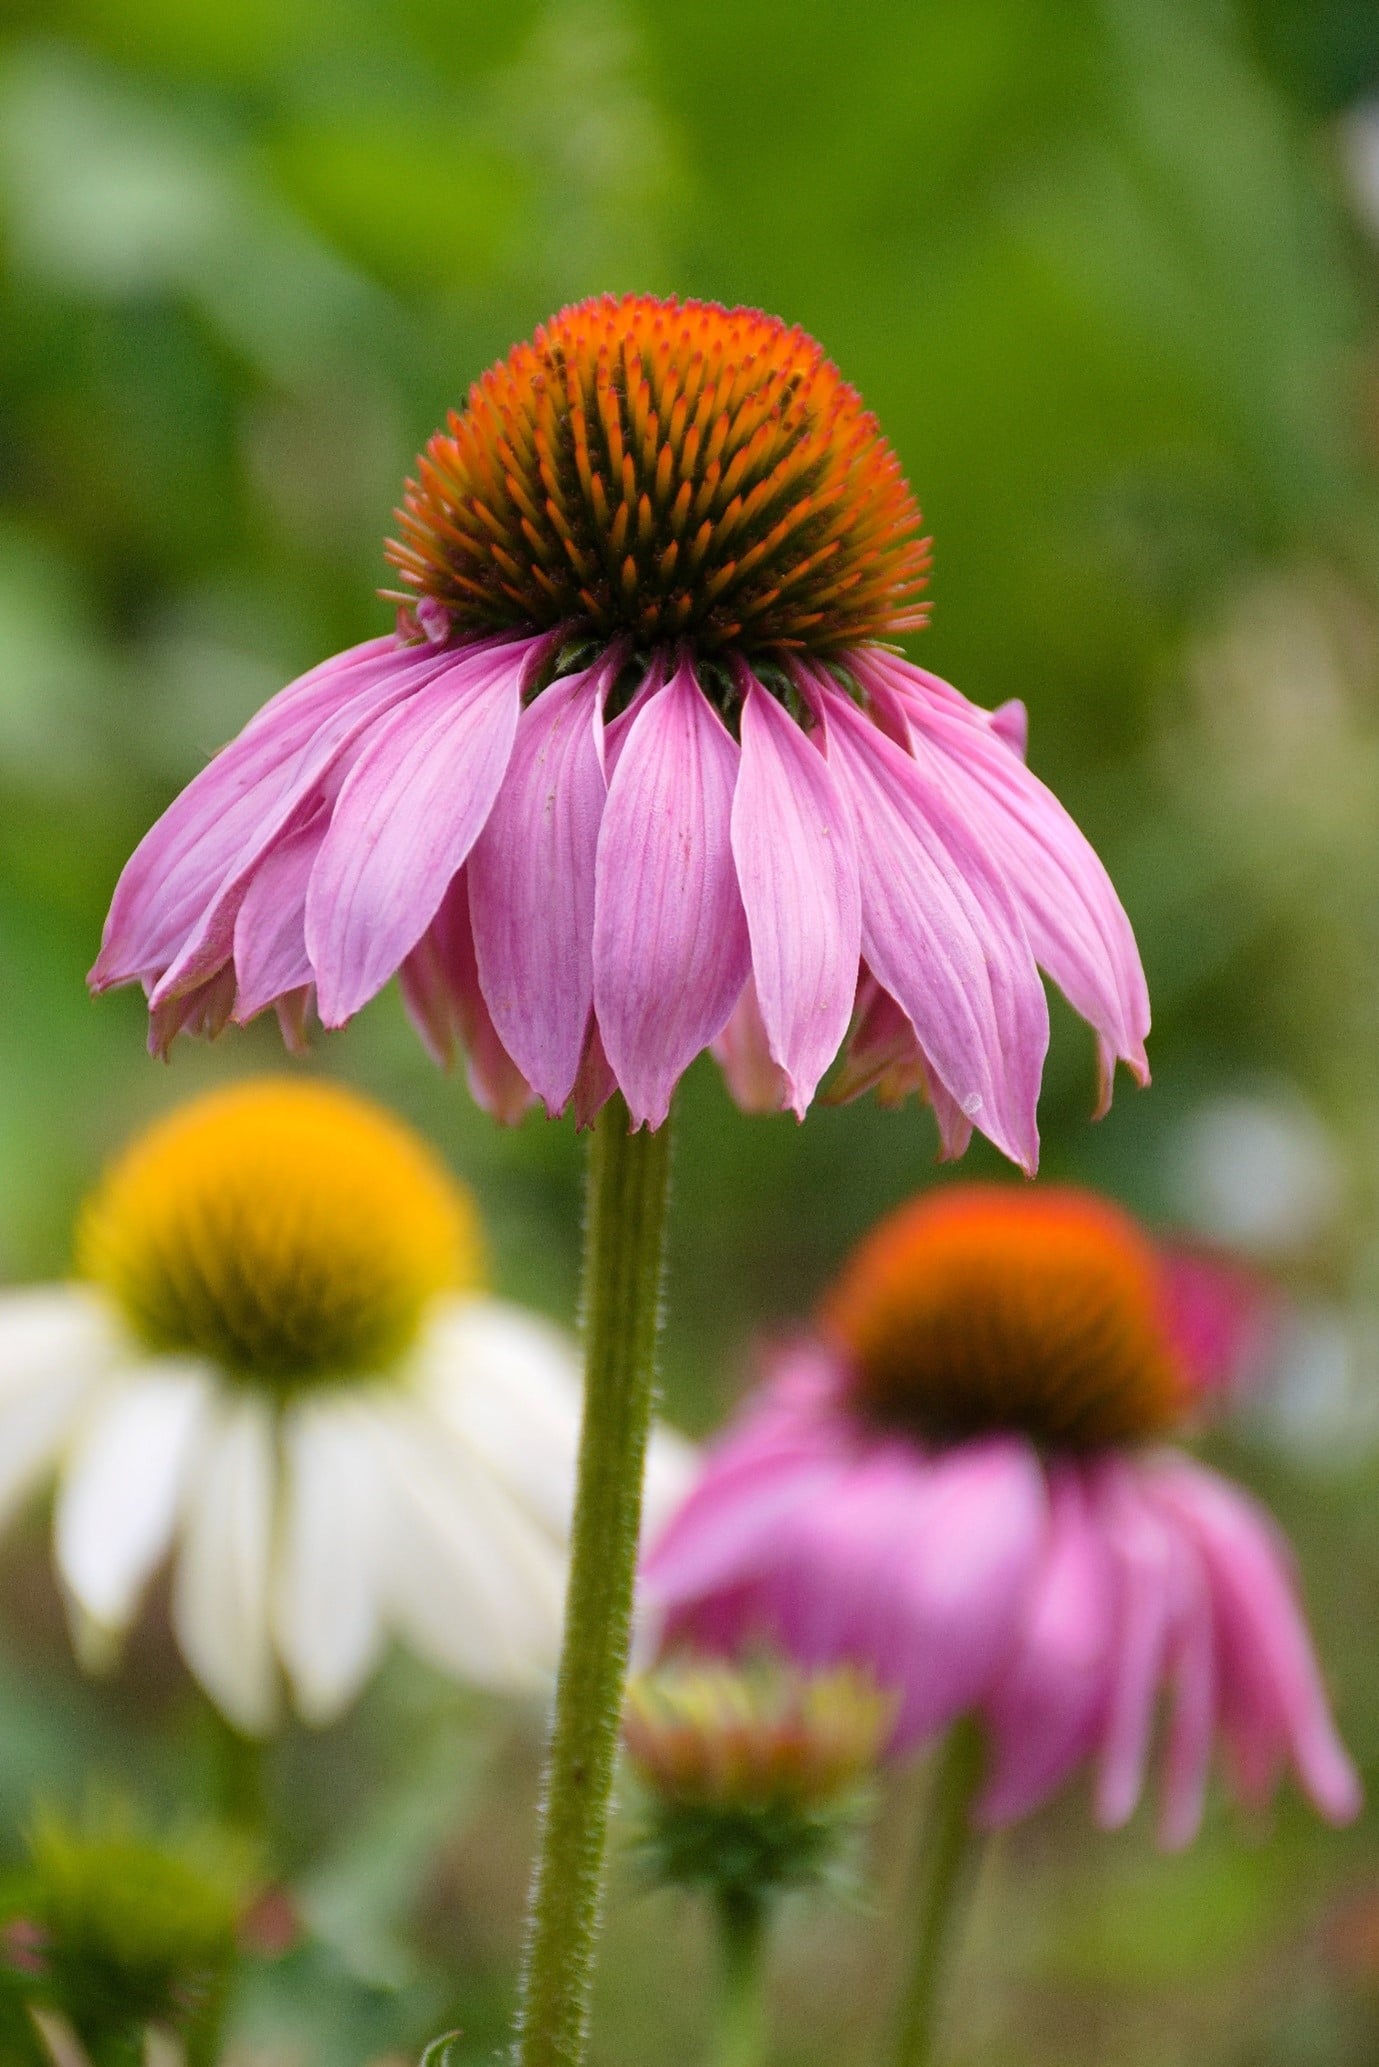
<box><xmin>469</xmin><ymin>654</ymin><xmax>616</xmax><ymax>1113</ymax></box>
<box><xmin>712</xmin><ymin>979</ymin><xmax>791</xmax><ymax>1114</ymax></box>
<box><xmin>146</xmin><ymin>964</ymin><xmax>237</xmax><ymax>1059</ymax></box>
<box><xmin>828</xmin><ymin>976</ymin><xmax>975</xmax><ymax>1157</ymax></box>
<box><xmin>571</xmin><ymin>1021</ymin><xmax>618</xmax><ymax>1130</ymax></box>
<box><xmin>592</xmin><ymin>657</ymin><xmax>751</xmax><ymax>1129</ymax></box>
<box><xmin>808</xmin><ymin>674</ymin><xmax>1048</xmax><ymax>1172</ymax></box>
<box><xmin>603</xmin><ymin>655</ymin><xmax>667</xmax><ymax>773</ymax></box>
<box><xmin>231</xmin><ymin>815</ymin><xmax>327</xmax><ymax>1022</ymax></box>
<box><xmin>274</xmin><ymin>987</ymin><xmax>316</xmax><ymax>1056</ymax></box>
<box><xmin>643</xmin><ymin>1367</ymin><xmax>848</xmax><ymax>1608</ymax></box>
<box><xmin>95</xmin><ymin>638</ymin><xmax>438</xmax><ymax>996</ymax></box>
<box><xmin>773</xmin><ymin>1437</ymin><xmax>1048</xmax><ymax>1749</ymax></box>
<box><xmin>1091</xmin><ymin>1460</ymin><xmax>1176</xmax><ymax>1830</ymax></box>
<box><xmin>977</xmin><ymin>1465</ymin><xmax>1117</xmax><ymax>1826</ymax></box>
<box><xmin>991</xmin><ymin>699</ymin><xmax>1028</xmax><ymax>758</ymax></box>
<box><xmin>1155</xmin><ymin>1523</ymin><xmax>1218</xmax><ymax>1850</ymax></box>
<box><xmin>1152</xmin><ymin>1459</ymin><xmax>1361</xmax><ymax>1825</ymax></box>
<box><xmin>308</xmin><ymin>637</ymin><xmax>548</xmax><ymax>1027</ymax></box>
<box><xmin>1160</xmin><ymin>1246</ymin><xmax>1278</xmax><ymax>1406</ymax></box>
<box><xmin>862</xmin><ymin>651</ymin><xmax>1150</xmax><ymax>1107</ymax></box>
<box><xmin>729</xmin><ymin>673</ymin><xmax>861</xmax><ymax>1117</ymax></box>
<box><xmin>398</xmin><ymin>873</ymin><xmax>533</xmax><ymax>1123</ymax></box>
<box><xmin>647</xmin><ymin>1442</ymin><xmax>845</xmax><ymax>1619</ymax></box>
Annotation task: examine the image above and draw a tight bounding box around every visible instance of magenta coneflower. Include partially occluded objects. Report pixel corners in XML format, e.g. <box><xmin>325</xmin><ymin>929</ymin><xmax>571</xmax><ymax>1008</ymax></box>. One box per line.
<box><xmin>644</xmin><ymin>1185</ymin><xmax>1359</xmax><ymax>1847</ymax></box>
<box><xmin>91</xmin><ymin>296</ymin><xmax>1147</xmax><ymax>1165</ymax></box>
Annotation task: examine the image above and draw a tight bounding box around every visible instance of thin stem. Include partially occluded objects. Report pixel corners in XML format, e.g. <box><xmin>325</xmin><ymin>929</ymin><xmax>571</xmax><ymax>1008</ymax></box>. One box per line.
<box><xmin>712</xmin><ymin>1889</ymin><xmax>768</xmax><ymax>2067</ymax></box>
<box><xmin>514</xmin><ymin>1094</ymin><xmax>674</xmax><ymax>2067</ymax></box>
<box><xmin>889</xmin><ymin>1721</ymin><xmax>986</xmax><ymax>2067</ymax></box>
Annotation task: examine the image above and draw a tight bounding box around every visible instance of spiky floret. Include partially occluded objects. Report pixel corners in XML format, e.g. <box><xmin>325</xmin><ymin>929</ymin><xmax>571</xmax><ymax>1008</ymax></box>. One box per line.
<box><xmin>623</xmin><ymin>1663</ymin><xmax>889</xmax><ymax>1899</ymax></box>
<box><xmin>387</xmin><ymin>294</ymin><xmax>930</xmax><ymax>655</ymax></box>
<box><xmin>77</xmin><ymin>1079</ymin><xmax>482</xmax><ymax>1390</ymax></box>
<box><xmin>824</xmin><ymin>1187</ymin><xmax>1187</xmax><ymax>1451</ymax></box>
<box><xmin>15</xmin><ymin>1800</ymin><xmax>251</xmax><ymax>2064</ymax></box>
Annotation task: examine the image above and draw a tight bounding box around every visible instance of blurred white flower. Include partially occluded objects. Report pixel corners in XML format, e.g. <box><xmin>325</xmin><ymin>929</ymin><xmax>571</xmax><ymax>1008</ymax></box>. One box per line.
<box><xmin>0</xmin><ymin>1078</ymin><xmax>691</xmax><ymax>1734</ymax></box>
<box><xmin>1167</xmin><ymin>1087</ymin><xmax>1343</xmax><ymax>1259</ymax></box>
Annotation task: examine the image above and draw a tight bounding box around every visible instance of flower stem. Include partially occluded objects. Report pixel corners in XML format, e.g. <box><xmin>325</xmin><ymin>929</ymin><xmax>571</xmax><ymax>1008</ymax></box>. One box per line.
<box><xmin>514</xmin><ymin>1094</ymin><xmax>674</xmax><ymax>2067</ymax></box>
<box><xmin>712</xmin><ymin>1889</ymin><xmax>768</xmax><ymax>2067</ymax></box>
<box><xmin>889</xmin><ymin>1721</ymin><xmax>986</xmax><ymax>2067</ymax></box>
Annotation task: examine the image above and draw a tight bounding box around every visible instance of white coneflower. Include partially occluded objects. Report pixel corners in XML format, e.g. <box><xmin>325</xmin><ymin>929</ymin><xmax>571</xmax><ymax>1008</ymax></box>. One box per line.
<box><xmin>0</xmin><ymin>1077</ymin><xmax>690</xmax><ymax>1734</ymax></box>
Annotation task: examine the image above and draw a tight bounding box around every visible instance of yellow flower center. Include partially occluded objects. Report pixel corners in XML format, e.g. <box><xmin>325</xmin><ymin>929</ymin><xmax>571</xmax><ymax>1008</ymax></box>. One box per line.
<box><xmin>386</xmin><ymin>293</ymin><xmax>930</xmax><ymax>656</ymax></box>
<box><xmin>823</xmin><ymin>1186</ymin><xmax>1187</xmax><ymax>1451</ymax></box>
<box><xmin>77</xmin><ymin>1079</ymin><xmax>483</xmax><ymax>1390</ymax></box>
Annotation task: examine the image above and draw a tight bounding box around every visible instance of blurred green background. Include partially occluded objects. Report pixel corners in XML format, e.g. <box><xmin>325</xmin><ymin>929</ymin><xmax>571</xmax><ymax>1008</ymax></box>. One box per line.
<box><xmin>3</xmin><ymin>0</ymin><xmax>1379</xmax><ymax>2059</ymax></box>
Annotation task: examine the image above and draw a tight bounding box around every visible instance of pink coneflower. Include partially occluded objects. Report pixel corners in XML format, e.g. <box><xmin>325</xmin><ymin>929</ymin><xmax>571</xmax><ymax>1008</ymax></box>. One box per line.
<box><xmin>643</xmin><ymin>1186</ymin><xmax>1360</xmax><ymax>1846</ymax></box>
<box><xmin>91</xmin><ymin>296</ymin><xmax>1147</xmax><ymax>1164</ymax></box>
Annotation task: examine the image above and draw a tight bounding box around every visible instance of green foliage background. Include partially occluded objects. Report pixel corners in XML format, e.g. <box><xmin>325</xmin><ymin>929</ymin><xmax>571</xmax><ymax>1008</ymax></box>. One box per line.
<box><xmin>2</xmin><ymin>0</ymin><xmax>1379</xmax><ymax>2060</ymax></box>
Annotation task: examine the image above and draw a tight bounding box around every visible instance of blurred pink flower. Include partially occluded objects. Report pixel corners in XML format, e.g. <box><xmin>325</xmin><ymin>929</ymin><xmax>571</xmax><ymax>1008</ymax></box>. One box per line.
<box><xmin>90</xmin><ymin>297</ymin><xmax>1147</xmax><ymax>1160</ymax></box>
<box><xmin>1160</xmin><ymin>1243</ymin><xmax>1279</xmax><ymax>1405</ymax></box>
<box><xmin>643</xmin><ymin>1186</ymin><xmax>1358</xmax><ymax>1846</ymax></box>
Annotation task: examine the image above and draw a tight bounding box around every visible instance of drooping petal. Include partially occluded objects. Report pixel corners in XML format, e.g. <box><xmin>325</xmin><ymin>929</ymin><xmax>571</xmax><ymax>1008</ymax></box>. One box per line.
<box><xmin>171</xmin><ymin>1395</ymin><xmax>278</xmax><ymax>1735</ymax></box>
<box><xmin>1091</xmin><ymin>1460</ymin><xmax>1176</xmax><ymax>1830</ymax></box>
<box><xmin>369</xmin><ymin>1396</ymin><xmax>565</xmax><ymax>1690</ymax></box>
<box><xmin>0</xmin><ymin>1288</ymin><xmax>112</xmax><ymax>1522</ymax></box>
<box><xmin>469</xmin><ymin>655</ymin><xmax>614</xmax><ymax>1112</ymax></box>
<box><xmin>274</xmin><ymin>987</ymin><xmax>316</xmax><ymax>1055</ymax></box>
<box><xmin>145</xmin><ymin>644</ymin><xmax>459</xmax><ymax>1009</ymax></box>
<box><xmin>55</xmin><ymin>1362</ymin><xmax>210</xmax><ymax>1633</ymax></box>
<box><xmin>91</xmin><ymin>637</ymin><xmax>405</xmax><ymax>990</ymax></box>
<box><xmin>656</xmin><ymin>1427</ymin><xmax>1048</xmax><ymax>1753</ymax></box>
<box><xmin>593</xmin><ymin>658</ymin><xmax>751</xmax><ymax>1128</ymax></box>
<box><xmin>798</xmin><ymin>1437</ymin><xmax>1048</xmax><ymax>1750</ymax></box>
<box><xmin>417</xmin><ymin>1297</ymin><xmax>697</xmax><ymax>1551</ymax></box>
<box><xmin>308</xmin><ymin>636</ymin><xmax>549</xmax><ymax>1028</ymax></box>
<box><xmin>977</xmin><ymin>1466</ymin><xmax>1117</xmax><ymax>1826</ymax></box>
<box><xmin>643</xmin><ymin>1412</ymin><xmax>844</xmax><ymax>1614</ymax></box>
<box><xmin>571</xmin><ymin>1020</ymin><xmax>618</xmax><ymax>1130</ymax></box>
<box><xmin>398</xmin><ymin>873</ymin><xmax>533</xmax><ymax>1123</ymax></box>
<box><xmin>827</xmin><ymin>977</ymin><xmax>975</xmax><ymax>1157</ymax></box>
<box><xmin>414</xmin><ymin>1297</ymin><xmax>583</xmax><ymax>1540</ymax></box>
<box><xmin>1152</xmin><ymin>1458</ymin><xmax>1360</xmax><ymax>1824</ymax></box>
<box><xmin>271</xmin><ymin>1399</ymin><xmax>385</xmax><ymax>1725</ymax></box>
<box><xmin>729</xmin><ymin>674</ymin><xmax>861</xmax><ymax>1116</ymax></box>
<box><xmin>809</xmin><ymin>675</ymin><xmax>1047</xmax><ymax>1172</ymax></box>
<box><xmin>147</xmin><ymin>965</ymin><xmax>237</xmax><ymax>1059</ymax></box>
<box><xmin>991</xmin><ymin>699</ymin><xmax>1028</xmax><ymax>758</ymax></box>
<box><xmin>711</xmin><ymin>979</ymin><xmax>791</xmax><ymax>1115</ymax></box>
<box><xmin>1156</xmin><ymin>1525</ymin><xmax>1218</xmax><ymax>1850</ymax></box>
<box><xmin>231</xmin><ymin>814</ymin><xmax>328</xmax><ymax>1022</ymax></box>
<box><xmin>0</xmin><ymin>1286</ymin><xmax>119</xmax><ymax>1402</ymax></box>
<box><xmin>860</xmin><ymin>651</ymin><xmax>1150</xmax><ymax>1106</ymax></box>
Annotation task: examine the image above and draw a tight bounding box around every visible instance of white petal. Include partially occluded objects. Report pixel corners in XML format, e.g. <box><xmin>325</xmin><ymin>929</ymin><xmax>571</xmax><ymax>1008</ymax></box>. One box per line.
<box><xmin>643</xmin><ymin>1420</ymin><xmax>698</xmax><ymax>1536</ymax></box>
<box><xmin>416</xmin><ymin>1299</ymin><xmax>583</xmax><ymax>1536</ymax></box>
<box><xmin>367</xmin><ymin>1394</ymin><xmax>566</xmax><ymax>1691</ymax></box>
<box><xmin>55</xmin><ymin>1361</ymin><xmax>210</xmax><ymax>1631</ymax></box>
<box><xmin>0</xmin><ymin>1285</ymin><xmax>119</xmax><ymax>1395</ymax></box>
<box><xmin>416</xmin><ymin>1296</ymin><xmax>696</xmax><ymax>1540</ymax></box>
<box><xmin>171</xmin><ymin>1394</ymin><xmax>278</xmax><ymax>1735</ymax></box>
<box><xmin>0</xmin><ymin>1288</ymin><xmax>116</xmax><ymax>1524</ymax></box>
<box><xmin>271</xmin><ymin>1399</ymin><xmax>385</xmax><ymax>1726</ymax></box>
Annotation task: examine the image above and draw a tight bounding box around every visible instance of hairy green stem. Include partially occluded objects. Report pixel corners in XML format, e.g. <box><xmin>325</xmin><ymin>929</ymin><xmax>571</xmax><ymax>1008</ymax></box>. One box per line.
<box><xmin>712</xmin><ymin>1889</ymin><xmax>768</xmax><ymax>2067</ymax></box>
<box><xmin>514</xmin><ymin>1095</ymin><xmax>674</xmax><ymax>2067</ymax></box>
<box><xmin>889</xmin><ymin>1722</ymin><xmax>986</xmax><ymax>2067</ymax></box>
